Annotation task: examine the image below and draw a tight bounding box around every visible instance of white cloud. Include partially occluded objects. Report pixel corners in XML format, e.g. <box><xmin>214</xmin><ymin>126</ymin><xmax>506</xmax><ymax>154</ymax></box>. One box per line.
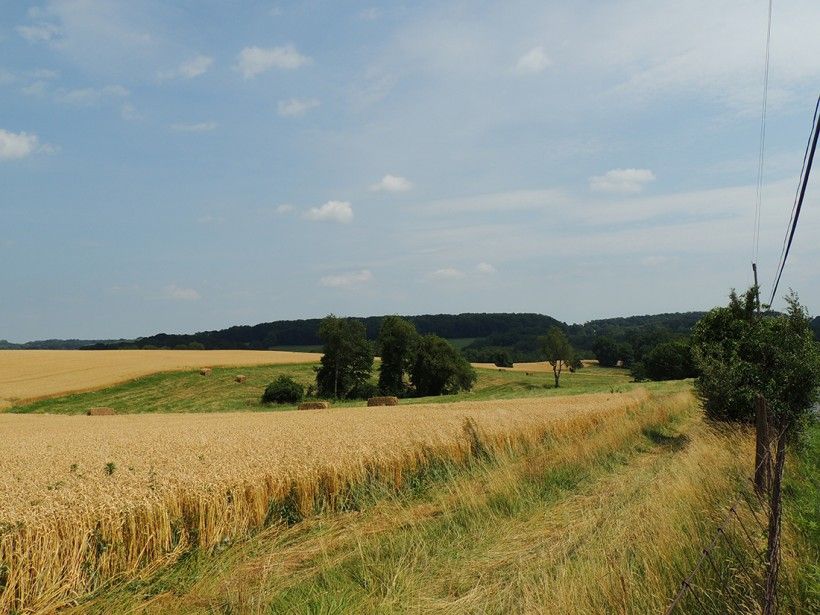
<box><xmin>165</xmin><ymin>285</ymin><xmax>200</xmax><ymax>301</ymax></box>
<box><xmin>276</xmin><ymin>203</ymin><xmax>294</xmax><ymax>214</ymax></box>
<box><xmin>57</xmin><ymin>84</ymin><xmax>129</xmax><ymax>106</ymax></box>
<box><xmin>16</xmin><ymin>23</ymin><xmax>60</xmax><ymax>43</ymax></box>
<box><xmin>589</xmin><ymin>168</ymin><xmax>656</xmax><ymax>194</ymax></box>
<box><xmin>277</xmin><ymin>98</ymin><xmax>320</xmax><ymax>117</ymax></box>
<box><xmin>235</xmin><ymin>45</ymin><xmax>311</xmax><ymax>78</ymax></box>
<box><xmin>320</xmin><ymin>269</ymin><xmax>373</xmax><ymax>288</ymax></box>
<box><xmin>429</xmin><ymin>267</ymin><xmax>465</xmax><ymax>280</ymax></box>
<box><xmin>158</xmin><ymin>55</ymin><xmax>213</xmax><ymax>80</ymax></box>
<box><xmin>0</xmin><ymin>128</ymin><xmax>49</xmax><ymax>161</ymax></box>
<box><xmin>370</xmin><ymin>174</ymin><xmax>413</xmax><ymax>192</ymax></box>
<box><xmin>120</xmin><ymin>103</ymin><xmax>140</xmax><ymax>121</ymax></box>
<box><xmin>359</xmin><ymin>8</ymin><xmax>380</xmax><ymax>21</ymax></box>
<box><xmin>515</xmin><ymin>46</ymin><xmax>551</xmax><ymax>74</ymax></box>
<box><xmin>170</xmin><ymin>121</ymin><xmax>218</xmax><ymax>133</ymax></box>
<box><xmin>305</xmin><ymin>200</ymin><xmax>353</xmax><ymax>223</ymax></box>
<box><xmin>476</xmin><ymin>262</ymin><xmax>496</xmax><ymax>274</ymax></box>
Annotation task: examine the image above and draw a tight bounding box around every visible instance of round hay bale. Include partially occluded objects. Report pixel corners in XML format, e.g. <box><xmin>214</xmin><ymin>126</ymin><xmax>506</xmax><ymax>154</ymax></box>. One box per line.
<box><xmin>367</xmin><ymin>396</ymin><xmax>399</xmax><ymax>407</ymax></box>
<box><xmin>234</xmin><ymin>375</ymin><xmax>247</xmax><ymax>383</ymax></box>
<box><xmin>199</xmin><ymin>368</ymin><xmax>212</xmax><ymax>376</ymax></box>
<box><xmin>87</xmin><ymin>407</ymin><xmax>115</xmax><ymax>416</ymax></box>
<box><xmin>298</xmin><ymin>401</ymin><xmax>330</xmax><ymax>410</ymax></box>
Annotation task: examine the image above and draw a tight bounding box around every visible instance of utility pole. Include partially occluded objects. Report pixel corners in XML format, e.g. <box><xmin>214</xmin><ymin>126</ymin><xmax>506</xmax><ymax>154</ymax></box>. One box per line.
<box><xmin>752</xmin><ymin>265</ymin><xmax>771</xmax><ymax>495</ymax></box>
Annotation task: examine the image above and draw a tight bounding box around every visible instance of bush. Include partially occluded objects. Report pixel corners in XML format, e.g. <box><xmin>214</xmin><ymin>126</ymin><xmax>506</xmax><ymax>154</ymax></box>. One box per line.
<box><xmin>349</xmin><ymin>381</ymin><xmax>379</xmax><ymax>400</ymax></box>
<box><xmin>262</xmin><ymin>376</ymin><xmax>304</xmax><ymax>404</ymax></box>
<box><xmin>643</xmin><ymin>340</ymin><xmax>697</xmax><ymax>381</ymax></box>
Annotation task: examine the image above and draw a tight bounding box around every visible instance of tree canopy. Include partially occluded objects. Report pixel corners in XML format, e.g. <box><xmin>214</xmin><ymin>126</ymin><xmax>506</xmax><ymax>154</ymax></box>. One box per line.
<box><xmin>377</xmin><ymin>315</ymin><xmax>419</xmax><ymax>396</ymax></box>
<box><xmin>539</xmin><ymin>326</ymin><xmax>574</xmax><ymax>388</ymax></box>
<box><xmin>315</xmin><ymin>315</ymin><xmax>374</xmax><ymax>399</ymax></box>
<box><xmin>410</xmin><ymin>334</ymin><xmax>476</xmax><ymax>396</ymax></box>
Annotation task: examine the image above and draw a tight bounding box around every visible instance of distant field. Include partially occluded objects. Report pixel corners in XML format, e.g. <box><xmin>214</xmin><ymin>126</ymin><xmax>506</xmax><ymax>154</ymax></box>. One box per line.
<box><xmin>0</xmin><ymin>349</ymin><xmax>321</xmax><ymax>408</ymax></box>
<box><xmin>9</xmin><ymin>362</ymin><xmax>652</xmax><ymax>415</ymax></box>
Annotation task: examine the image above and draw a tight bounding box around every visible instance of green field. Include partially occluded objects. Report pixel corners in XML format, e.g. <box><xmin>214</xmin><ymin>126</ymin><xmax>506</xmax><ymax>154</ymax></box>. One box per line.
<box><xmin>10</xmin><ymin>362</ymin><xmax>674</xmax><ymax>415</ymax></box>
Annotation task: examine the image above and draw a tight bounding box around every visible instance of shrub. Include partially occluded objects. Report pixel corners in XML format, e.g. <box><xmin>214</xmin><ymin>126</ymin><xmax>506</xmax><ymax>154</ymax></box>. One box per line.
<box><xmin>349</xmin><ymin>381</ymin><xmax>379</xmax><ymax>400</ymax></box>
<box><xmin>262</xmin><ymin>376</ymin><xmax>304</xmax><ymax>404</ymax></box>
<box><xmin>643</xmin><ymin>340</ymin><xmax>697</xmax><ymax>381</ymax></box>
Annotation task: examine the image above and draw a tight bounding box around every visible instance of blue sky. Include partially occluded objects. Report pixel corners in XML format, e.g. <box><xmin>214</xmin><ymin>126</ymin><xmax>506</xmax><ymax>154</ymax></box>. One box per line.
<box><xmin>1</xmin><ymin>0</ymin><xmax>819</xmax><ymax>342</ymax></box>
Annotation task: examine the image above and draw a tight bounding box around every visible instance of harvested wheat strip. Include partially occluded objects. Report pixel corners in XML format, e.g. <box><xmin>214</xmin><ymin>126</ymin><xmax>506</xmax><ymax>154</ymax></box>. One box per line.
<box><xmin>0</xmin><ymin>349</ymin><xmax>322</xmax><ymax>404</ymax></box>
<box><xmin>0</xmin><ymin>389</ymin><xmax>658</xmax><ymax>612</ymax></box>
<box><xmin>86</xmin><ymin>407</ymin><xmax>115</xmax><ymax>416</ymax></box>
<box><xmin>367</xmin><ymin>396</ymin><xmax>399</xmax><ymax>407</ymax></box>
<box><xmin>298</xmin><ymin>401</ymin><xmax>330</xmax><ymax>410</ymax></box>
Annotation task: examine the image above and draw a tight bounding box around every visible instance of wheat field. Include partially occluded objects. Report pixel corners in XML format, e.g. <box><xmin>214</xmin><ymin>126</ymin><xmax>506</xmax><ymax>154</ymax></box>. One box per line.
<box><xmin>0</xmin><ymin>350</ymin><xmax>321</xmax><ymax>408</ymax></box>
<box><xmin>0</xmin><ymin>389</ymin><xmax>659</xmax><ymax>613</ymax></box>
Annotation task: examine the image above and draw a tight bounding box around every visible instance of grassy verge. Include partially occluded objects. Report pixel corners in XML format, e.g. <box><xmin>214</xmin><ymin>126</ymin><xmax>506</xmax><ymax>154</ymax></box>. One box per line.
<box><xmin>71</xmin><ymin>389</ymin><xmax>769</xmax><ymax>614</ymax></box>
<box><xmin>782</xmin><ymin>420</ymin><xmax>820</xmax><ymax>608</ymax></box>
<box><xmin>10</xmin><ymin>363</ymin><xmax>659</xmax><ymax>415</ymax></box>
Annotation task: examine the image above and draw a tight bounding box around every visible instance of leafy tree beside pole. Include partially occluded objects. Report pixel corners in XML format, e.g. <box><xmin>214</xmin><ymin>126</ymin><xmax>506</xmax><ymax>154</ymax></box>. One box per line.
<box><xmin>692</xmin><ymin>289</ymin><xmax>820</xmax><ymax>613</ymax></box>
<box><xmin>539</xmin><ymin>326</ymin><xmax>574</xmax><ymax>388</ymax></box>
<box><xmin>315</xmin><ymin>315</ymin><xmax>374</xmax><ymax>399</ymax></box>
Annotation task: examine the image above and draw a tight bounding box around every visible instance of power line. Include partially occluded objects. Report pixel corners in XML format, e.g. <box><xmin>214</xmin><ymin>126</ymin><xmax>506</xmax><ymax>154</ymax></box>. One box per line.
<box><xmin>752</xmin><ymin>0</ymin><xmax>774</xmax><ymax>268</ymax></box>
<box><xmin>768</xmin><ymin>95</ymin><xmax>820</xmax><ymax>306</ymax></box>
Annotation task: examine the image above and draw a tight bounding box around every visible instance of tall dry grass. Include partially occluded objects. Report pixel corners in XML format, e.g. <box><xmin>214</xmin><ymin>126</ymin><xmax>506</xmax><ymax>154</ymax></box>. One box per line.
<box><xmin>0</xmin><ymin>390</ymin><xmax>652</xmax><ymax>613</ymax></box>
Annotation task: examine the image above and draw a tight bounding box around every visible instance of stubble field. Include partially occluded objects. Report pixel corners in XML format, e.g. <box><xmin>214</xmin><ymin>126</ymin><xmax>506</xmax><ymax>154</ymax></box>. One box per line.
<box><xmin>0</xmin><ymin>349</ymin><xmax>321</xmax><ymax>408</ymax></box>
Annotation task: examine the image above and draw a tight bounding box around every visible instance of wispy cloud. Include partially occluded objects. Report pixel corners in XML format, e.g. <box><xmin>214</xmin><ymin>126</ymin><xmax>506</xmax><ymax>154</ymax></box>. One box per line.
<box><xmin>275</xmin><ymin>203</ymin><xmax>294</xmax><ymax>214</ymax></box>
<box><xmin>370</xmin><ymin>174</ymin><xmax>413</xmax><ymax>192</ymax></box>
<box><xmin>170</xmin><ymin>121</ymin><xmax>218</xmax><ymax>133</ymax></box>
<box><xmin>429</xmin><ymin>267</ymin><xmax>464</xmax><ymax>280</ymax></box>
<box><xmin>476</xmin><ymin>262</ymin><xmax>496</xmax><ymax>274</ymax></box>
<box><xmin>16</xmin><ymin>22</ymin><xmax>60</xmax><ymax>43</ymax></box>
<box><xmin>235</xmin><ymin>45</ymin><xmax>311</xmax><ymax>78</ymax></box>
<box><xmin>277</xmin><ymin>98</ymin><xmax>320</xmax><ymax>117</ymax></box>
<box><xmin>515</xmin><ymin>46</ymin><xmax>551</xmax><ymax>74</ymax></box>
<box><xmin>320</xmin><ymin>269</ymin><xmax>373</xmax><ymax>288</ymax></box>
<box><xmin>419</xmin><ymin>189</ymin><xmax>568</xmax><ymax>215</ymax></box>
<box><xmin>359</xmin><ymin>8</ymin><xmax>380</xmax><ymax>21</ymax></box>
<box><xmin>305</xmin><ymin>201</ymin><xmax>353</xmax><ymax>223</ymax></box>
<box><xmin>165</xmin><ymin>284</ymin><xmax>201</xmax><ymax>301</ymax></box>
<box><xmin>158</xmin><ymin>55</ymin><xmax>213</xmax><ymax>80</ymax></box>
<box><xmin>589</xmin><ymin>169</ymin><xmax>656</xmax><ymax>194</ymax></box>
<box><xmin>56</xmin><ymin>84</ymin><xmax>129</xmax><ymax>106</ymax></box>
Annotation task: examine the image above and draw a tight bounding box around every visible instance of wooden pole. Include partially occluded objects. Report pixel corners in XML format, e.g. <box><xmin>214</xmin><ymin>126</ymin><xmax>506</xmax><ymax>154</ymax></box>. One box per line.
<box><xmin>754</xmin><ymin>395</ymin><xmax>771</xmax><ymax>494</ymax></box>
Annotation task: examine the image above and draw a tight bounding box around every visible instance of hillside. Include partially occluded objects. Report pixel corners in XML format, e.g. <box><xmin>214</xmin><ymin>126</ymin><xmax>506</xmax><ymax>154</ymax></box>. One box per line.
<box><xmin>81</xmin><ymin>312</ymin><xmax>707</xmax><ymax>356</ymax></box>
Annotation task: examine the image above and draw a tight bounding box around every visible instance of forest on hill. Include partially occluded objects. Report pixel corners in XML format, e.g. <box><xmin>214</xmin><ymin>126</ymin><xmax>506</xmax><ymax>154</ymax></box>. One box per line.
<box><xmin>78</xmin><ymin>312</ymin><xmax>713</xmax><ymax>361</ymax></box>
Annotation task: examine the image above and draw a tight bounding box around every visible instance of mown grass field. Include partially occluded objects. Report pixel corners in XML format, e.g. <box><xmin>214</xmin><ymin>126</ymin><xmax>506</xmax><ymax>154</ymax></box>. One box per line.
<box><xmin>9</xmin><ymin>360</ymin><xmax>681</xmax><ymax>415</ymax></box>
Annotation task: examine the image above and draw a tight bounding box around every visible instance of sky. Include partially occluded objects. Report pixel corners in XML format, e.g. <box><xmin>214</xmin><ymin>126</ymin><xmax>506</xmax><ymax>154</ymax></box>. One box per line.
<box><xmin>1</xmin><ymin>0</ymin><xmax>819</xmax><ymax>342</ymax></box>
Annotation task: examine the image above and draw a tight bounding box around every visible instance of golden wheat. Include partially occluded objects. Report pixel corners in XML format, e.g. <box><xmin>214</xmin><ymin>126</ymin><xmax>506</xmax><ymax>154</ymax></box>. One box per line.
<box><xmin>0</xmin><ymin>389</ymin><xmax>654</xmax><ymax>613</ymax></box>
<box><xmin>0</xmin><ymin>349</ymin><xmax>321</xmax><ymax>408</ymax></box>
